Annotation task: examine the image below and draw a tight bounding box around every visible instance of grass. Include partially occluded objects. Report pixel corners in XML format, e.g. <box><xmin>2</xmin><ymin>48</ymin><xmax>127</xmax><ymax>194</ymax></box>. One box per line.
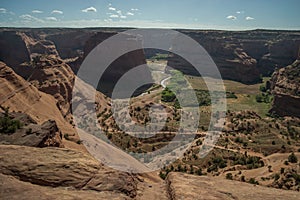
<box><xmin>186</xmin><ymin>76</ymin><xmax>272</xmax><ymax>117</ymax></box>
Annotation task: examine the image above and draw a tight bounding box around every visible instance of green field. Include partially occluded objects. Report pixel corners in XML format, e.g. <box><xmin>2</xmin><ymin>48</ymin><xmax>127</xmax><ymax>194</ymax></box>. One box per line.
<box><xmin>186</xmin><ymin>76</ymin><xmax>272</xmax><ymax>117</ymax></box>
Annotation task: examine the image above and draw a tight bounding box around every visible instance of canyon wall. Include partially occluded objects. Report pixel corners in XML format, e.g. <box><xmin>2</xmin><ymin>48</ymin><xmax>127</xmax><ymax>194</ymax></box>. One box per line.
<box><xmin>0</xmin><ymin>28</ymin><xmax>152</xmax><ymax>98</ymax></box>
<box><xmin>270</xmin><ymin>59</ymin><xmax>300</xmax><ymax>117</ymax></box>
<box><xmin>1</xmin><ymin>28</ymin><xmax>299</xmax><ymax>87</ymax></box>
<box><xmin>168</xmin><ymin>29</ymin><xmax>300</xmax><ymax>83</ymax></box>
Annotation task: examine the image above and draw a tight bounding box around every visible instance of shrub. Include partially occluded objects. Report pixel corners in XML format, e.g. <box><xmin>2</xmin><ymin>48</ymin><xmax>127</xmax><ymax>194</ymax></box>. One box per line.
<box><xmin>63</xmin><ymin>133</ymin><xmax>70</xmax><ymax>140</ymax></box>
<box><xmin>0</xmin><ymin>111</ymin><xmax>22</xmax><ymax>134</ymax></box>
<box><xmin>226</xmin><ymin>173</ymin><xmax>233</xmax><ymax>180</ymax></box>
<box><xmin>284</xmin><ymin>160</ymin><xmax>289</xmax><ymax>165</ymax></box>
<box><xmin>241</xmin><ymin>175</ymin><xmax>246</xmax><ymax>182</ymax></box>
<box><xmin>235</xmin><ymin>137</ymin><xmax>243</xmax><ymax>143</ymax></box>
<box><xmin>196</xmin><ymin>168</ymin><xmax>203</xmax><ymax>176</ymax></box>
<box><xmin>161</xmin><ymin>88</ymin><xmax>176</xmax><ymax>102</ymax></box>
<box><xmin>159</xmin><ymin>171</ymin><xmax>167</xmax><ymax>180</ymax></box>
<box><xmin>255</xmin><ymin>95</ymin><xmax>263</xmax><ymax>103</ymax></box>
<box><xmin>274</xmin><ymin>173</ymin><xmax>280</xmax><ymax>181</ymax></box>
<box><xmin>288</xmin><ymin>152</ymin><xmax>298</xmax><ymax>163</ymax></box>
<box><xmin>207</xmin><ymin>164</ymin><xmax>218</xmax><ymax>173</ymax></box>
<box><xmin>260</xmin><ymin>85</ymin><xmax>267</xmax><ymax>93</ymax></box>
<box><xmin>249</xmin><ymin>178</ymin><xmax>259</xmax><ymax>185</ymax></box>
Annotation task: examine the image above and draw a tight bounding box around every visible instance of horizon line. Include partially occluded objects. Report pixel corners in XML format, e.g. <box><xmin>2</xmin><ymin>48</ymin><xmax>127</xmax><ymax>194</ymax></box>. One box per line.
<box><xmin>1</xmin><ymin>26</ymin><xmax>300</xmax><ymax>32</ymax></box>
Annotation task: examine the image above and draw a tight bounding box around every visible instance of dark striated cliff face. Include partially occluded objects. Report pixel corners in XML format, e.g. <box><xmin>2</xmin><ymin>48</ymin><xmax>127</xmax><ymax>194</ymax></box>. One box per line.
<box><xmin>270</xmin><ymin>59</ymin><xmax>300</xmax><ymax>117</ymax></box>
<box><xmin>82</xmin><ymin>31</ymin><xmax>152</xmax><ymax>98</ymax></box>
<box><xmin>167</xmin><ymin>29</ymin><xmax>300</xmax><ymax>84</ymax></box>
<box><xmin>1</xmin><ymin>28</ymin><xmax>299</xmax><ymax>86</ymax></box>
<box><xmin>0</xmin><ymin>28</ymin><xmax>152</xmax><ymax>98</ymax></box>
<box><xmin>0</xmin><ymin>31</ymin><xmax>31</xmax><ymax>77</ymax></box>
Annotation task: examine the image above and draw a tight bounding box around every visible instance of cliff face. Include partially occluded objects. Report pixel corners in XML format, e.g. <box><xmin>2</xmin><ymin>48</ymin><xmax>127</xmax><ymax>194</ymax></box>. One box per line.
<box><xmin>0</xmin><ymin>28</ymin><xmax>152</xmax><ymax>97</ymax></box>
<box><xmin>0</xmin><ymin>61</ymin><xmax>75</xmax><ymax>136</ymax></box>
<box><xmin>0</xmin><ymin>31</ymin><xmax>31</xmax><ymax>77</ymax></box>
<box><xmin>1</xmin><ymin>28</ymin><xmax>299</xmax><ymax>85</ymax></box>
<box><xmin>270</xmin><ymin>59</ymin><xmax>300</xmax><ymax>117</ymax></box>
<box><xmin>28</xmin><ymin>55</ymin><xmax>75</xmax><ymax>118</ymax></box>
<box><xmin>82</xmin><ymin>31</ymin><xmax>152</xmax><ymax>98</ymax></box>
<box><xmin>167</xmin><ymin>30</ymin><xmax>300</xmax><ymax>84</ymax></box>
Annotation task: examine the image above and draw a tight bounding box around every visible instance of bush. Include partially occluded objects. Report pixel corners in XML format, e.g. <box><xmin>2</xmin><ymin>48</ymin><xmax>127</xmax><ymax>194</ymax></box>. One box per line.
<box><xmin>226</xmin><ymin>173</ymin><xmax>233</xmax><ymax>180</ymax></box>
<box><xmin>159</xmin><ymin>171</ymin><xmax>167</xmax><ymax>180</ymax></box>
<box><xmin>207</xmin><ymin>164</ymin><xmax>218</xmax><ymax>173</ymax></box>
<box><xmin>235</xmin><ymin>137</ymin><xmax>243</xmax><ymax>143</ymax></box>
<box><xmin>288</xmin><ymin>152</ymin><xmax>298</xmax><ymax>163</ymax></box>
<box><xmin>196</xmin><ymin>168</ymin><xmax>203</xmax><ymax>176</ymax></box>
<box><xmin>241</xmin><ymin>175</ymin><xmax>246</xmax><ymax>182</ymax></box>
<box><xmin>64</xmin><ymin>133</ymin><xmax>70</xmax><ymax>140</ymax></box>
<box><xmin>0</xmin><ymin>114</ymin><xmax>22</xmax><ymax>134</ymax></box>
<box><xmin>161</xmin><ymin>88</ymin><xmax>176</xmax><ymax>102</ymax></box>
<box><xmin>256</xmin><ymin>94</ymin><xmax>263</xmax><ymax>103</ymax></box>
<box><xmin>284</xmin><ymin>160</ymin><xmax>289</xmax><ymax>165</ymax></box>
<box><xmin>249</xmin><ymin>178</ymin><xmax>259</xmax><ymax>185</ymax></box>
<box><xmin>260</xmin><ymin>85</ymin><xmax>267</xmax><ymax>93</ymax></box>
<box><xmin>226</xmin><ymin>92</ymin><xmax>238</xmax><ymax>99</ymax></box>
<box><xmin>274</xmin><ymin>173</ymin><xmax>280</xmax><ymax>181</ymax></box>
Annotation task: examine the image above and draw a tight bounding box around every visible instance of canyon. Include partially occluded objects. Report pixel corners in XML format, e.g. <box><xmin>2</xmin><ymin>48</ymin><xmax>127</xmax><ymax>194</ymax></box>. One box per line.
<box><xmin>0</xmin><ymin>28</ymin><xmax>300</xmax><ymax>199</ymax></box>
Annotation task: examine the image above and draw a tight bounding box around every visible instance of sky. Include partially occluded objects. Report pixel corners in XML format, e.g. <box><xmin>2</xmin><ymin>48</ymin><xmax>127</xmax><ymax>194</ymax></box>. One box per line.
<box><xmin>0</xmin><ymin>0</ymin><xmax>299</xmax><ymax>30</ymax></box>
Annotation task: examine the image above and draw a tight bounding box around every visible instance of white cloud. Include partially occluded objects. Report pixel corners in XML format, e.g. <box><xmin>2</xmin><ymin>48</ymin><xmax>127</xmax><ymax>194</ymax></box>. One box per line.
<box><xmin>131</xmin><ymin>8</ymin><xmax>139</xmax><ymax>11</ymax></box>
<box><xmin>32</xmin><ymin>10</ymin><xmax>43</xmax><ymax>14</ymax></box>
<box><xmin>246</xmin><ymin>16</ymin><xmax>255</xmax><ymax>20</ymax></box>
<box><xmin>116</xmin><ymin>10</ymin><xmax>122</xmax><ymax>15</ymax></box>
<box><xmin>51</xmin><ymin>10</ymin><xmax>63</xmax><ymax>14</ymax></box>
<box><xmin>0</xmin><ymin>8</ymin><xmax>7</xmax><ymax>13</ymax></box>
<box><xmin>226</xmin><ymin>15</ymin><xmax>237</xmax><ymax>20</ymax></box>
<box><xmin>109</xmin><ymin>14</ymin><xmax>119</xmax><ymax>18</ymax></box>
<box><xmin>82</xmin><ymin>6</ymin><xmax>97</xmax><ymax>13</ymax></box>
<box><xmin>46</xmin><ymin>17</ymin><xmax>58</xmax><ymax>21</ymax></box>
<box><xmin>120</xmin><ymin>15</ymin><xmax>127</xmax><ymax>19</ymax></box>
<box><xmin>19</xmin><ymin>14</ymin><xmax>44</xmax><ymax>23</ymax></box>
<box><xmin>104</xmin><ymin>18</ymin><xmax>112</xmax><ymax>23</ymax></box>
<box><xmin>127</xmin><ymin>12</ymin><xmax>134</xmax><ymax>16</ymax></box>
<box><xmin>236</xmin><ymin>11</ymin><xmax>244</xmax><ymax>14</ymax></box>
<box><xmin>108</xmin><ymin>7</ymin><xmax>116</xmax><ymax>11</ymax></box>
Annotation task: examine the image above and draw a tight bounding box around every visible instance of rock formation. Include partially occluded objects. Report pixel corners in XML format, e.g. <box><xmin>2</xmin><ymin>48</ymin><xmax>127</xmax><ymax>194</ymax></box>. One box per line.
<box><xmin>0</xmin><ymin>112</ymin><xmax>63</xmax><ymax>147</ymax></box>
<box><xmin>28</xmin><ymin>55</ymin><xmax>75</xmax><ymax>118</ymax></box>
<box><xmin>2</xmin><ymin>28</ymin><xmax>299</xmax><ymax>86</ymax></box>
<box><xmin>167</xmin><ymin>29</ymin><xmax>300</xmax><ymax>84</ymax></box>
<box><xmin>0</xmin><ymin>31</ymin><xmax>32</xmax><ymax>77</ymax></box>
<box><xmin>81</xmin><ymin>31</ymin><xmax>153</xmax><ymax>98</ymax></box>
<box><xmin>166</xmin><ymin>172</ymin><xmax>299</xmax><ymax>200</ymax></box>
<box><xmin>270</xmin><ymin>59</ymin><xmax>300</xmax><ymax>117</ymax></box>
<box><xmin>0</xmin><ymin>61</ymin><xmax>75</xmax><ymax>138</ymax></box>
<box><xmin>0</xmin><ymin>145</ymin><xmax>138</xmax><ymax>199</ymax></box>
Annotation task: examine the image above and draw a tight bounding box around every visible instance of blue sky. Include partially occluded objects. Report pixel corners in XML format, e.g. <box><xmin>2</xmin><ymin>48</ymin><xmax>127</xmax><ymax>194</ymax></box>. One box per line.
<box><xmin>0</xmin><ymin>0</ymin><xmax>299</xmax><ymax>30</ymax></box>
